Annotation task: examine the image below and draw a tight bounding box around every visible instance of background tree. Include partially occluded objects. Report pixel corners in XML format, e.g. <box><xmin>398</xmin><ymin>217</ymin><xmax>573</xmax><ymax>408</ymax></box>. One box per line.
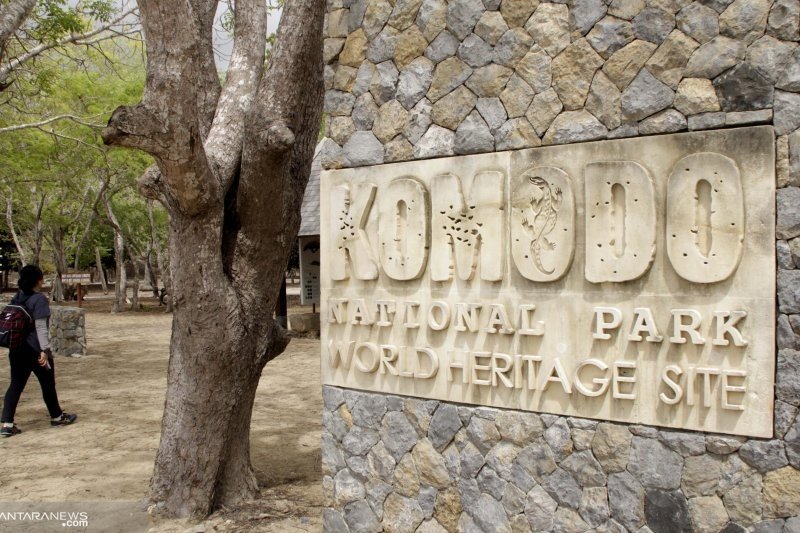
<box><xmin>96</xmin><ymin>176</ymin><xmax>168</xmax><ymax>311</ymax></box>
<box><xmin>1</xmin><ymin>43</ymin><xmax>155</xmax><ymax>296</ymax></box>
<box><xmin>102</xmin><ymin>0</ymin><xmax>324</xmax><ymax>517</ymax></box>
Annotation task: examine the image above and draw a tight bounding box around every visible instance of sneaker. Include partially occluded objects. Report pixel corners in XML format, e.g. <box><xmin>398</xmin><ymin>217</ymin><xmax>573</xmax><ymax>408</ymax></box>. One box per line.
<box><xmin>1</xmin><ymin>425</ymin><xmax>21</xmax><ymax>437</ymax></box>
<box><xmin>51</xmin><ymin>413</ymin><xmax>77</xmax><ymax>426</ymax></box>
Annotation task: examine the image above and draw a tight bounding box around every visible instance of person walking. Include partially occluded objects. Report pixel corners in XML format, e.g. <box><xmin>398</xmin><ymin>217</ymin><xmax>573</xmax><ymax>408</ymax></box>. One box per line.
<box><xmin>1</xmin><ymin>265</ymin><xmax>77</xmax><ymax>437</ymax></box>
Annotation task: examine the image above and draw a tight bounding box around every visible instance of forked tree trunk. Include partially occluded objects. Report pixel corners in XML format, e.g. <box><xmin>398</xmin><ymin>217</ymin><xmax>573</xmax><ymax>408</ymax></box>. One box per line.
<box><xmin>102</xmin><ymin>0</ymin><xmax>324</xmax><ymax>517</ymax></box>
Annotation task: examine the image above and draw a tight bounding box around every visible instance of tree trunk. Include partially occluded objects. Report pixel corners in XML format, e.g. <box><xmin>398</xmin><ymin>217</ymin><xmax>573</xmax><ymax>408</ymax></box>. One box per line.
<box><xmin>5</xmin><ymin>195</ymin><xmax>27</xmax><ymax>265</ymax></box>
<box><xmin>111</xmin><ymin>231</ymin><xmax>126</xmax><ymax>312</ymax></box>
<box><xmin>146</xmin><ymin>200</ymin><xmax>160</xmax><ymax>297</ymax></box>
<box><xmin>156</xmin><ymin>247</ymin><xmax>171</xmax><ymax>312</ymax></box>
<box><xmin>102</xmin><ymin>0</ymin><xmax>324</xmax><ymax>517</ymax></box>
<box><xmin>101</xmin><ymin>189</ymin><xmax>129</xmax><ymax>312</ymax></box>
<box><xmin>130</xmin><ymin>258</ymin><xmax>140</xmax><ymax>311</ymax></box>
<box><xmin>31</xmin><ymin>191</ymin><xmax>45</xmax><ymax>266</ymax></box>
<box><xmin>50</xmin><ymin>228</ymin><xmax>68</xmax><ymax>301</ymax></box>
<box><xmin>72</xmin><ymin>193</ymin><xmax>100</xmax><ymax>271</ymax></box>
<box><xmin>146</xmin><ymin>210</ymin><xmax>271</xmax><ymax>514</ymax></box>
<box><xmin>145</xmin><ymin>256</ymin><xmax>159</xmax><ymax>298</ymax></box>
<box><xmin>95</xmin><ymin>247</ymin><xmax>109</xmax><ymax>294</ymax></box>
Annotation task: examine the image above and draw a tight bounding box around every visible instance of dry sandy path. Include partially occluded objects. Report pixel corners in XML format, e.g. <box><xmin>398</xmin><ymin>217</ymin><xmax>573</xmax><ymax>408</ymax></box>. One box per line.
<box><xmin>0</xmin><ymin>307</ymin><xmax>324</xmax><ymax>532</ymax></box>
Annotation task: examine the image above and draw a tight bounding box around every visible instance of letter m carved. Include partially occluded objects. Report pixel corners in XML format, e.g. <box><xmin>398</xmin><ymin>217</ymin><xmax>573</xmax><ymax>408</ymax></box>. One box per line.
<box><xmin>430</xmin><ymin>171</ymin><xmax>505</xmax><ymax>281</ymax></box>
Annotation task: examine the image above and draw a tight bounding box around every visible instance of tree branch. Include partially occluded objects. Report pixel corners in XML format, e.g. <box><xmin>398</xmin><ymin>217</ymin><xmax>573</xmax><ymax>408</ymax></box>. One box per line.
<box><xmin>101</xmin><ymin>104</ymin><xmax>167</xmax><ymax>153</ymax></box>
<box><xmin>103</xmin><ymin>0</ymin><xmax>222</xmax><ymax>217</ymax></box>
<box><xmin>100</xmin><ymin>186</ymin><xmax>123</xmax><ymax>233</ymax></box>
<box><xmin>0</xmin><ymin>114</ymin><xmax>104</xmax><ymax>134</ymax></box>
<box><xmin>231</xmin><ymin>0</ymin><xmax>325</xmax><ymax>337</ymax></box>
<box><xmin>204</xmin><ymin>0</ymin><xmax>267</xmax><ymax>192</ymax></box>
<box><xmin>0</xmin><ymin>7</ymin><xmax>140</xmax><ymax>88</ymax></box>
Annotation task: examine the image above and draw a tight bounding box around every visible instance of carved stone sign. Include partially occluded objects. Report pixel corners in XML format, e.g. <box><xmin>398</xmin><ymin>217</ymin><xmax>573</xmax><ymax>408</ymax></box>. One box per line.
<box><xmin>320</xmin><ymin>127</ymin><xmax>776</xmax><ymax>438</ymax></box>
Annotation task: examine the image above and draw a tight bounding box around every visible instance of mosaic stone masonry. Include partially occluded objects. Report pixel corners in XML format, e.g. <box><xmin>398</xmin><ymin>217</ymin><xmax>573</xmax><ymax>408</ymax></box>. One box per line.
<box><xmin>320</xmin><ymin>0</ymin><xmax>800</xmax><ymax>530</ymax></box>
<box><xmin>322</xmin><ymin>386</ymin><xmax>800</xmax><ymax>532</ymax></box>
<box><xmin>49</xmin><ymin>306</ymin><xmax>87</xmax><ymax>358</ymax></box>
<box><xmin>320</xmin><ymin>0</ymin><xmax>799</xmax><ymax>175</ymax></box>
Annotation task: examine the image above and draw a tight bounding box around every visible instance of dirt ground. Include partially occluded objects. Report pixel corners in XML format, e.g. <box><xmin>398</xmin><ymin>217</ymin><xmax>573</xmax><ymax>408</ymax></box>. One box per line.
<box><xmin>0</xmin><ymin>296</ymin><xmax>325</xmax><ymax>532</ymax></box>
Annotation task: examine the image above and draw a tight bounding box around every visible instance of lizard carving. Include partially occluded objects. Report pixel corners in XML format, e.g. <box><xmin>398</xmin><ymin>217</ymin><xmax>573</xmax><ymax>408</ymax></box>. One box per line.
<box><xmin>520</xmin><ymin>175</ymin><xmax>562</xmax><ymax>275</ymax></box>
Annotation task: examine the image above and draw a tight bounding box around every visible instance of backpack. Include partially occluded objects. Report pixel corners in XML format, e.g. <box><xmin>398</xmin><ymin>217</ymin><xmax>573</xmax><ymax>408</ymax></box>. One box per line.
<box><xmin>0</xmin><ymin>298</ymin><xmax>33</xmax><ymax>349</ymax></box>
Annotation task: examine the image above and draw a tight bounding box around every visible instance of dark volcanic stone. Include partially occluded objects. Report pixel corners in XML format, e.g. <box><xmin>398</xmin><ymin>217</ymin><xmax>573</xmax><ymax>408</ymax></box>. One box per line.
<box><xmin>644</xmin><ymin>489</ymin><xmax>690</xmax><ymax>533</ymax></box>
<box><xmin>713</xmin><ymin>63</ymin><xmax>774</xmax><ymax>111</ymax></box>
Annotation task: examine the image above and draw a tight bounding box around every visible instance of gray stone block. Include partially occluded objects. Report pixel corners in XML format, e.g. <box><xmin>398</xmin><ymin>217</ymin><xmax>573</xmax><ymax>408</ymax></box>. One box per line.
<box><xmin>633</xmin><ymin>7</ymin><xmax>675</xmax><ymax>44</ymax></box>
<box><xmin>778</xmin><ymin>349</ymin><xmax>800</xmax><ymax>406</ymax></box>
<box><xmin>628</xmin><ymin>437</ymin><xmax>683</xmax><ymax>489</ymax></box>
<box><xmin>608</xmin><ymin>471</ymin><xmax>646</xmax><ymax>531</ymax></box>
<box><xmin>738</xmin><ymin>439</ymin><xmax>789</xmax><ymax>473</ymax></box>
<box><xmin>343</xmin><ymin>131</ymin><xmax>384</xmax><ymax>167</ymax></box>
<box><xmin>541</xmin><ymin>467</ymin><xmax>583</xmax><ymax>509</ymax></box>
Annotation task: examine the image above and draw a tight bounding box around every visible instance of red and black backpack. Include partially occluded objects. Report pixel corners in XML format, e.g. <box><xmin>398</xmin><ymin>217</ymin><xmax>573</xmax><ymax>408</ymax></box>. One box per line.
<box><xmin>0</xmin><ymin>299</ymin><xmax>32</xmax><ymax>349</ymax></box>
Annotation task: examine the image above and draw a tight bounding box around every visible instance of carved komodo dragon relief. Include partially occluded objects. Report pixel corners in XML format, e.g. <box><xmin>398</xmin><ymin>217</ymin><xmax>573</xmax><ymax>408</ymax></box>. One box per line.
<box><xmin>520</xmin><ymin>175</ymin><xmax>563</xmax><ymax>275</ymax></box>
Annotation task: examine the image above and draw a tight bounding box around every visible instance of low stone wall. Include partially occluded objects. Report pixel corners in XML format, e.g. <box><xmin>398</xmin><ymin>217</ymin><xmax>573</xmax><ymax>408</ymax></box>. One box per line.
<box><xmin>290</xmin><ymin>312</ymin><xmax>322</xmax><ymax>335</ymax></box>
<box><xmin>50</xmin><ymin>306</ymin><xmax>86</xmax><ymax>357</ymax></box>
<box><xmin>322</xmin><ymin>385</ymin><xmax>800</xmax><ymax>532</ymax></box>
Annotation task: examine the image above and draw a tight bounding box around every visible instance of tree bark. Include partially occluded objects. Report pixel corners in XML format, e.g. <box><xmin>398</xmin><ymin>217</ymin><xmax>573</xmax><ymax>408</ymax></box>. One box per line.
<box><xmin>102</xmin><ymin>0</ymin><xmax>324</xmax><ymax>518</ymax></box>
<box><xmin>95</xmin><ymin>246</ymin><xmax>109</xmax><ymax>294</ymax></box>
<box><xmin>146</xmin><ymin>200</ymin><xmax>160</xmax><ymax>298</ymax></box>
<box><xmin>130</xmin><ymin>258</ymin><xmax>140</xmax><ymax>311</ymax></box>
<box><xmin>0</xmin><ymin>0</ymin><xmax>36</xmax><ymax>56</ymax></box>
<box><xmin>102</xmin><ymin>190</ymin><xmax>128</xmax><ymax>313</ymax></box>
<box><xmin>5</xmin><ymin>195</ymin><xmax>27</xmax><ymax>265</ymax></box>
<box><xmin>111</xmin><ymin>231</ymin><xmax>126</xmax><ymax>312</ymax></box>
<box><xmin>31</xmin><ymin>191</ymin><xmax>45</xmax><ymax>266</ymax></box>
<box><xmin>156</xmin><ymin>248</ymin><xmax>171</xmax><ymax>312</ymax></box>
<box><xmin>50</xmin><ymin>228</ymin><xmax>67</xmax><ymax>301</ymax></box>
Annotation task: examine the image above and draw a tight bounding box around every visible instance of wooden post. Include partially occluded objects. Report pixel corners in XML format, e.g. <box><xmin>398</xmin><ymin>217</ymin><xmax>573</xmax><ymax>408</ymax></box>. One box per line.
<box><xmin>77</xmin><ymin>283</ymin><xmax>83</xmax><ymax>308</ymax></box>
<box><xmin>276</xmin><ymin>276</ymin><xmax>287</xmax><ymax>328</ymax></box>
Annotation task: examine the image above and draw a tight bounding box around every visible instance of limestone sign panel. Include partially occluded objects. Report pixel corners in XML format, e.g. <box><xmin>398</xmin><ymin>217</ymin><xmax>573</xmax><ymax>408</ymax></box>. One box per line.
<box><xmin>320</xmin><ymin>127</ymin><xmax>776</xmax><ymax>438</ymax></box>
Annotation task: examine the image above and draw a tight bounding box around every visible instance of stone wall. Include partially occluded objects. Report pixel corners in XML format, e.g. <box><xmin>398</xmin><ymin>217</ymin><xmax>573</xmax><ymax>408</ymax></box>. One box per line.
<box><xmin>322</xmin><ymin>387</ymin><xmax>799</xmax><ymax>532</ymax></box>
<box><xmin>320</xmin><ymin>0</ymin><xmax>799</xmax><ymax>173</ymax></box>
<box><xmin>320</xmin><ymin>0</ymin><xmax>800</xmax><ymax>531</ymax></box>
<box><xmin>50</xmin><ymin>306</ymin><xmax>87</xmax><ymax>357</ymax></box>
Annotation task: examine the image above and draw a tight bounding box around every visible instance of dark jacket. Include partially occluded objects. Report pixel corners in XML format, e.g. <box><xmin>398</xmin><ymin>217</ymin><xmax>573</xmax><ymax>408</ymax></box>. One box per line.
<box><xmin>10</xmin><ymin>291</ymin><xmax>50</xmax><ymax>352</ymax></box>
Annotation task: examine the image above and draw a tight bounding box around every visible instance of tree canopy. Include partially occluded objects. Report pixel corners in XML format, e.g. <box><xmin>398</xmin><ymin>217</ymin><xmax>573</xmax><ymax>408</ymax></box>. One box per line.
<box><xmin>0</xmin><ymin>40</ymin><xmax>161</xmax><ymax>290</ymax></box>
